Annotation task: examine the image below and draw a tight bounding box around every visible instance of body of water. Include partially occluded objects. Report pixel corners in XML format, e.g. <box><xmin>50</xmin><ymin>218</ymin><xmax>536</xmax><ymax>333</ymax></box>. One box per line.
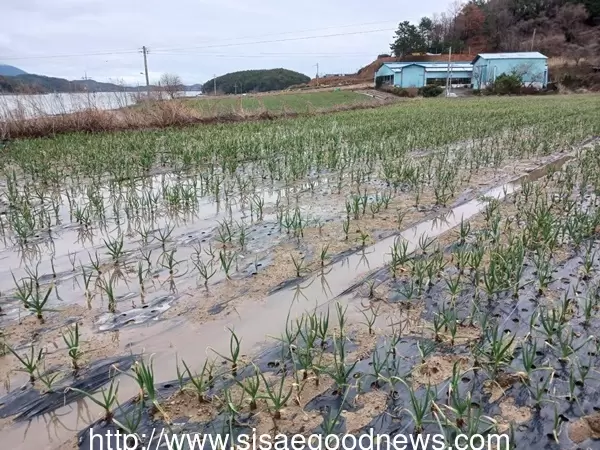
<box><xmin>0</xmin><ymin>91</ymin><xmax>201</xmax><ymax>119</ymax></box>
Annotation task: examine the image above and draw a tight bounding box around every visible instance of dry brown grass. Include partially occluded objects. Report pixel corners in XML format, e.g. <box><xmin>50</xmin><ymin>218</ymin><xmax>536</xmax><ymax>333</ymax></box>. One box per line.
<box><xmin>0</xmin><ymin>97</ymin><xmax>396</xmax><ymax>140</ymax></box>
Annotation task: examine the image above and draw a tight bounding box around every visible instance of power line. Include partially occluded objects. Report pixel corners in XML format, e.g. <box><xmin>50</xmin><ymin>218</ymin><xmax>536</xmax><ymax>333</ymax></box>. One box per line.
<box><xmin>153</xmin><ymin>52</ymin><xmax>379</xmax><ymax>58</ymax></box>
<box><xmin>150</xmin><ymin>28</ymin><xmax>393</xmax><ymax>53</ymax></box>
<box><xmin>0</xmin><ymin>24</ymin><xmax>395</xmax><ymax>61</ymax></box>
<box><xmin>0</xmin><ymin>49</ymin><xmax>139</xmax><ymax>61</ymax></box>
<box><xmin>149</xmin><ymin>20</ymin><xmax>396</xmax><ymax>51</ymax></box>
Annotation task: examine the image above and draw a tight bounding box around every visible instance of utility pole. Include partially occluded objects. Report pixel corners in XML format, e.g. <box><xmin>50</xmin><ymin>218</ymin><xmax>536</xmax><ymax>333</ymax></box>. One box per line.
<box><xmin>530</xmin><ymin>29</ymin><xmax>536</xmax><ymax>51</ymax></box>
<box><xmin>213</xmin><ymin>74</ymin><xmax>217</xmax><ymax>96</ymax></box>
<box><xmin>315</xmin><ymin>63</ymin><xmax>319</xmax><ymax>86</ymax></box>
<box><xmin>446</xmin><ymin>46</ymin><xmax>452</xmax><ymax>96</ymax></box>
<box><xmin>141</xmin><ymin>46</ymin><xmax>150</xmax><ymax>97</ymax></box>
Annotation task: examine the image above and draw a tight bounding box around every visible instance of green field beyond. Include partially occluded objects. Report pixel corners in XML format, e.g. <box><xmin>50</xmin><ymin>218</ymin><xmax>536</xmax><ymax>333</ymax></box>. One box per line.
<box><xmin>184</xmin><ymin>90</ymin><xmax>374</xmax><ymax>114</ymax></box>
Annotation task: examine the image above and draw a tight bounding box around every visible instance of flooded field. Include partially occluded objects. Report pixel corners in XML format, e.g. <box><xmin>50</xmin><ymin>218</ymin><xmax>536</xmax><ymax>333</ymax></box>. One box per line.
<box><xmin>1</xmin><ymin>94</ymin><xmax>600</xmax><ymax>449</ymax></box>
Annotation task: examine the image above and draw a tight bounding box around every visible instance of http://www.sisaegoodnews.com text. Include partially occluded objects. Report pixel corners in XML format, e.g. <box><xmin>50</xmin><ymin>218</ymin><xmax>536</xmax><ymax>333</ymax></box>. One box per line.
<box><xmin>88</xmin><ymin>428</ymin><xmax>511</xmax><ymax>450</ymax></box>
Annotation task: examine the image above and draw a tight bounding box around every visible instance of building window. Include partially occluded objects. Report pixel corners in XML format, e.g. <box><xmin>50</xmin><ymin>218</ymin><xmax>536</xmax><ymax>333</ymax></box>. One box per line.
<box><xmin>427</xmin><ymin>78</ymin><xmax>447</xmax><ymax>86</ymax></box>
<box><xmin>450</xmin><ymin>77</ymin><xmax>471</xmax><ymax>85</ymax></box>
<box><xmin>375</xmin><ymin>75</ymin><xmax>394</xmax><ymax>88</ymax></box>
<box><xmin>426</xmin><ymin>77</ymin><xmax>472</xmax><ymax>86</ymax></box>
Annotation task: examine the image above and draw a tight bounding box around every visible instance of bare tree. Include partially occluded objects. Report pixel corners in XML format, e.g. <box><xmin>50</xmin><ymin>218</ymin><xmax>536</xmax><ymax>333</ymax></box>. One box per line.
<box><xmin>568</xmin><ymin>44</ymin><xmax>590</xmax><ymax>66</ymax></box>
<box><xmin>159</xmin><ymin>73</ymin><xmax>184</xmax><ymax>100</ymax></box>
<box><xmin>557</xmin><ymin>3</ymin><xmax>588</xmax><ymax>43</ymax></box>
<box><xmin>514</xmin><ymin>62</ymin><xmax>544</xmax><ymax>87</ymax></box>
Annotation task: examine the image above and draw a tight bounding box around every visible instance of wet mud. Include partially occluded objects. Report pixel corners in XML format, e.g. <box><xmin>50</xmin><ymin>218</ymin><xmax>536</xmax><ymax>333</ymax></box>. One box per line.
<box><xmin>1</xmin><ymin>135</ymin><xmax>598</xmax><ymax>449</ymax></box>
<box><xmin>76</xmin><ymin>147</ymin><xmax>600</xmax><ymax>450</ymax></box>
<box><xmin>0</xmin><ymin>355</ymin><xmax>135</xmax><ymax>421</ymax></box>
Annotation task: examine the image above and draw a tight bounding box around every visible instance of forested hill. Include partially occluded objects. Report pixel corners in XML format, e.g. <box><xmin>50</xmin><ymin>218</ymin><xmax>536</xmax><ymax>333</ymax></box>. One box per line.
<box><xmin>0</xmin><ymin>64</ymin><xmax>27</xmax><ymax>76</ymax></box>
<box><xmin>389</xmin><ymin>0</ymin><xmax>600</xmax><ymax>60</ymax></box>
<box><xmin>203</xmin><ymin>69</ymin><xmax>310</xmax><ymax>95</ymax></box>
<box><xmin>0</xmin><ymin>73</ymin><xmax>138</xmax><ymax>94</ymax></box>
<box><xmin>0</xmin><ymin>73</ymin><xmax>202</xmax><ymax>94</ymax></box>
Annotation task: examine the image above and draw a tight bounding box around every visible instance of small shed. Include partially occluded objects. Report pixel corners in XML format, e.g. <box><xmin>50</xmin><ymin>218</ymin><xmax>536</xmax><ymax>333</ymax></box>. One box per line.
<box><xmin>375</xmin><ymin>62</ymin><xmax>472</xmax><ymax>89</ymax></box>
<box><xmin>471</xmin><ymin>52</ymin><xmax>548</xmax><ymax>89</ymax></box>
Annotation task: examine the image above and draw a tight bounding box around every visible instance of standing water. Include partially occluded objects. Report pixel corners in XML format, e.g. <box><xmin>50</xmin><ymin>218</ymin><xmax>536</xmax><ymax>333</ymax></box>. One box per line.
<box><xmin>0</xmin><ymin>91</ymin><xmax>200</xmax><ymax>119</ymax></box>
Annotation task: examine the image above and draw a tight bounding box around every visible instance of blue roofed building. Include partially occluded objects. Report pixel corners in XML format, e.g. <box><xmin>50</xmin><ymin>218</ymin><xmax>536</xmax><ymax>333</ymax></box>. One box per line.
<box><xmin>374</xmin><ymin>61</ymin><xmax>473</xmax><ymax>89</ymax></box>
<box><xmin>471</xmin><ymin>52</ymin><xmax>548</xmax><ymax>89</ymax></box>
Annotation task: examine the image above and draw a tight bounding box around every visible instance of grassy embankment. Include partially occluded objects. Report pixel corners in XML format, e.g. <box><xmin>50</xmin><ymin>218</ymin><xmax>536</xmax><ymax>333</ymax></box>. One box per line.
<box><xmin>0</xmin><ymin>90</ymin><xmax>383</xmax><ymax>140</ymax></box>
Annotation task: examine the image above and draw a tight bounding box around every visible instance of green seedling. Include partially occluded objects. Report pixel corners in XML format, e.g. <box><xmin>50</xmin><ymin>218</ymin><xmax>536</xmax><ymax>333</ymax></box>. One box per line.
<box><xmin>369</xmin><ymin>346</ymin><xmax>390</xmax><ymax>388</ymax></box>
<box><xmin>396</xmin><ymin>378</ymin><xmax>435</xmax><ymax>434</ymax></box>
<box><xmin>62</xmin><ymin>322</ymin><xmax>82</xmax><ymax>372</ymax></box>
<box><xmin>358</xmin><ymin>303</ymin><xmax>380</xmax><ymax>335</ymax></box>
<box><xmin>88</xmin><ymin>250</ymin><xmax>102</xmax><ymax>275</ymax></box>
<box><xmin>103</xmin><ymin>235</ymin><xmax>124</xmax><ymax>262</ymax></box>
<box><xmin>128</xmin><ymin>357</ymin><xmax>167</xmax><ymax>419</ymax></box>
<box><xmin>13</xmin><ymin>271</ymin><xmax>53</xmax><ymax>322</ymax></box>
<box><xmin>156</xmin><ymin>223</ymin><xmax>175</xmax><ymax>251</ymax></box>
<box><xmin>218</xmin><ymin>250</ymin><xmax>236</xmax><ymax>279</ymax></box>
<box><xmin>208</xmin><ymin>327</ymin><xmax>242</xmax><ymax>376</ymax></box>
<box><xmin>98</xmin><ymin>276</ymin><xmax>117</xmax><ymax>313</ymax></box>
<box><xmin>235</xmin><ymin>365</ymin><xmax>262</xmax><ymax>411</ymax></box>
<box><xmin>68</xmin><ymin>378</ymin><xmax>119</xmax><ymax>422</ymax></box>
<box><xmin>320</xmin><ymin>334</ymin><xmax>358</xmax><ymax>393</ymax></box>
<box><xmin>417</xmin><ymin>340</ymin><xmax>436</xmax><ymax>364</ymax></box>
<box><xmin>320</xmin><ymin>244</ymin><xmax>329</xmax><ymax>267</ymax></box>
<box><xmin>159</xmin><ymin>249</ymin><xmax>186</xmax><ymax>278</ymax></box>
<box><xmin>320</xmin><ymin>399</ymin><xmax>347</xmax><ymax>435</ymax></box>
<box><xmin>342</xmin><ymin>216</ymin><xmax>350</xmax><ymax>241</ymax></box>
<box><xmin>193</xmin><ymin>258</ymin><xmax>217</xmax><ymax>287</ymax></box>
<box><xmin>181</xmin><ymin>359</ymin><xmax>211</xmax><ymax>402</ymax></box>
<box><xmin>258</xmin><ymin>371</ymin><xmax>293</xmax><ymax>420</ymax></box>
<box><xmin>478</xmin><ymin>324</ymin><xmax>515</xmax><ymax>378</ymax></box>
<box><xmin>520</xmin><ymin>338</ymin><xmax>537</xmax><ymax>377</ymax></box>
<box><xmin>335</xmin><ymin>302</ymin><xmax>348</xmax><ymax>338</ymax></box>
<box><xmin>357</xmin><ymin>230</ymin><xmax>370</xmax><ymax>247</ymax></box>
<box><xmin>112</xmin><ymin>401</ymin><xmax>144</xmax><ymax>440</ymax></box>
<box><xmin>291</xmin><ymin>253</ymin><xmax>306</xmax><ymax>278</ymax></box>
<box><xmin>7</xmin><ymin>344</ymin><xmax>45</xmax><ymax>383</ymax></box>
<box><xmin>458</xmin><ymin>218</ymin><xmax>471</xmax><ymax>245</ymax></box>
<box><xmin>37</xmin><ymin>367</ymin><xmax>62</xmax><ymax>393</ymax></box>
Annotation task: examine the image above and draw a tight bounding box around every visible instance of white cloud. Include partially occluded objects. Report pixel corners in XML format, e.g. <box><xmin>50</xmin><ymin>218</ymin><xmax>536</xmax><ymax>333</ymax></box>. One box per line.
<box><xmin>0</xmin><ymin>0</ymin><xmax>451</xmax><ymax>85</ymax></box>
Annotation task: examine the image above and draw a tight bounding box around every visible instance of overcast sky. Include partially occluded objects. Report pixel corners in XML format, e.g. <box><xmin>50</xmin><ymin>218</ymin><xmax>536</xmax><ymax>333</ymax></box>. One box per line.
<box><xmin>1</xmin><ymin>0</ymin><xmax>451</xmax><ymax>85</ymax></box>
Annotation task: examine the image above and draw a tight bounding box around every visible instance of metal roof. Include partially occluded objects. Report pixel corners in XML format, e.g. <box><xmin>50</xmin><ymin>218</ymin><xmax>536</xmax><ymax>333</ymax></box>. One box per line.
<box><xmin>472</xmin><ymin>52</ymin><xmax>547</xmax><ymax>63</ymax></box>
<box><xmin>418</xmin><ymin>62</ymin><xmax>472</xmax><ymax>68</ymax></box>
<box><xmin>383</xmin><ymin>62</ymin><xmax>415</xmax><ymax>69</ymax></box>
<box><xmin>381</xmin><ymin>61</ymin><xmax>473</xmax><ymax>72</ymax></box>
<box><xmin>425</xmin><ymin>67</ymin><xmax>473</xmax><ymax>72</ymax></box>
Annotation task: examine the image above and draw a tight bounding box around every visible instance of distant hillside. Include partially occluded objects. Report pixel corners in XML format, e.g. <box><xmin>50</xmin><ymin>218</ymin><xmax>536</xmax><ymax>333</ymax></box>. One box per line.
<box><xmin>305</xmin><ymin>0</ymin><xmax>600</xmax><ymax>89</ymax></box>
<box><xmin>389</xmin><ymin>0</ymin><xmax>599</xmax><ymax>61</ymax></box>
<box><xmin>203</xmin><ymin>69</ymin><xmax>310</xmax><ymax>95</ymax></box>
<box><xmin>0</xmin><ymin>74</ymin><xmax>133</xmax><ymax>94</ymax></box>
<box><xmin>0</xmin><ymin>73</ymin><xmax>202</xmax><ymax>94</ymax></box>
<box><xmin>0</xmin><ymin>64</ymin><xmax>27</xmax><ymax>76</ymax></box>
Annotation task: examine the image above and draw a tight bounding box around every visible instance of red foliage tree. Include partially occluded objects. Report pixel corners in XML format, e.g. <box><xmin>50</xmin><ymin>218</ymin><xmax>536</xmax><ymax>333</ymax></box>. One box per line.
<box><xmin>456</xmin><ymin>3</ymin><xmax>487</xmax><ymax>43</ymax></box>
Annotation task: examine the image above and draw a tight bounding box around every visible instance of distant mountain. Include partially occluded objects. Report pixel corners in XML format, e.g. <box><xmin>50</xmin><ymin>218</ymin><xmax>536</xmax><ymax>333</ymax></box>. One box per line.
<box><xmin>0</xmin><ymin>73</ymin><xmax>131</xmax><ymax>94</ymax></box>
<box><xmin>0</xmin><ymin>73</ymin><xmax>202</xmax><ymax>94</ymax></box>
<box><xmin>0</xmin><ymin>64</ymin><xmax>27</xmax><ymax>76</ymax></box>
<box><xmin>203</xmin><ymin>69</ymin><xmax>310</xmax><ymax>95</ymax></box>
